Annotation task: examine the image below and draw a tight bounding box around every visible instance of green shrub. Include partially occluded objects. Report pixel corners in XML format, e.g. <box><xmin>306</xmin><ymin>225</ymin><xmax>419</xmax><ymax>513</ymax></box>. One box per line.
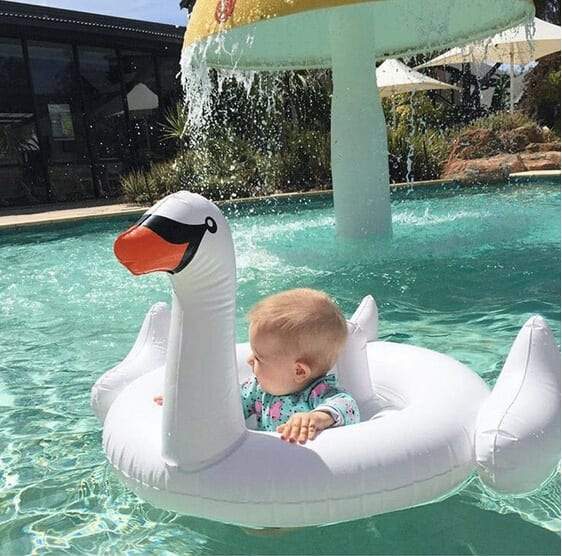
<box><xmin>465</xmin><ymin>111</ymin><xmax>536</xmax><ymax>133</ymax></box>
<box><xmin>122</xmin><ymin>120</ymin><xmax>332</xmax><ymax>204</ymax></box>
<box><xmin>121</xmin><ymin>169</ymin><xmax>160</xmax><ymax>205</ymax></box>
<box><xmin>191</xmin><ymin>131</ymin><xmax>275</xmax><ymax>197</ymax></box>
<box><xmin>121</xmin><ymin>138</ymin><xmax>268</xmax><ymax>204</ymax></box>
<box><xmin>275</xmin><ymin>126</ymin><xmax>331</xmax><ymax>192</ymax></box>
<box><xmin>518</xmin><ymin>52</ymin><xmax>561</xmax><ymax>134</ymax></box>
<box><xmin>382</xmin><ymin>92</ymin><xmax>460</xmax><ymax>132</ymax></box>
<box><xmin>383</xmin><ymin>93</ymin><xmax>452</xmax><ymax>182</ymax></box>
<box><xmin>160</xmin><ymin>102</ymin><xmax>189</xmax><ymax>150</ymax></box>
<box><xmin>387</xmin><ymin>127</ymin><xmax>450</xmax><ymax>182</ymax></box>
<box><xmin>132</xmin><ymin>84</ymin><xmax>533</xmax><ymax>202</ymax></box>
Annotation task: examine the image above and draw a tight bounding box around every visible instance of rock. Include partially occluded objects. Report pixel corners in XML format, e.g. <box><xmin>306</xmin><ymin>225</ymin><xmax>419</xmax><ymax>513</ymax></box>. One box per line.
<box><xmin>442</xmin><ymin>154</ymin><xmax>526</xmax><ymax>183</ymax></box>
<box><xmin>499</xmin><ymin>124</ymin><xmax>546</xmax><ymax>153</ymax></box>
<box><xmin>524</xmin><ymin>142</ymin><xmax>561</xmax><ymax>153</ymax></box>
<box><xmin>520</xmin><ymin>151</ymin><xmax>561</xmax><ymax>172</ymax></box>
<box><xmin>541</xmin><ymin>127</ymin><xmax>558</xmax><ymax>143</ymax></box>
<box><xmin>443</xmin><ymin>120</ymin><xmax>560</xmax><ymax>183</ymax></box>
<box><xmin>447</xmin><ymin>129</ymin><xmax>503</xmax><ymax>160</ymax></box>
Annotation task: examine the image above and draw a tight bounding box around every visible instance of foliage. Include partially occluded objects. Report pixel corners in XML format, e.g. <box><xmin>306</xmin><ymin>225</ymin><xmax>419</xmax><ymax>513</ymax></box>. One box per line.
<box><xmin>465</xmin><ymin>111</ymin><xmax>537</xmax><ymax>133</ymax></box>
<box><xmin>125</xmin><ymin>61</ymin><xmax>558</xmax><ymax>203</ymax></box>
<box><xmin>518</xmin><ymin>53</ymin><xmax>561</xmax><ymax>134</ymax></box>
<box><xmin>383</xmin><ymin>93</ymin><xmax>452</xmax><ymax>182</ymax></box>
<box><xmin>121</xmin><ymin>169</ymin><xmax>160</xmax><ymax>205</ymax></box>
<box><xmin>124</xmin><ymin>65</ymin><xmax>336</xmax><ymax>204</ymax></box>
<box><xmin>386</xmin><ymin>126</ymin><xmax>450</xmax><ymax>182</ymax></box>
<box><xmin>121</xmin><ymin>120</ymin><xmax>332</xmax><ymax>204</ymax></box>
<box><xmin>274</xmin><ymin>126</ymin><xmax>331</xmax><ymax>191</ymax></box>
<box><xmin>159</xmin><ymin>102</ymin><xmax>188</xmax><ymax>150</ymax></box>
<box><xmin>382</xmin><ymin>92</ymin><xmax>459</xmax><ymax>131</ymax></box>
<box><xmin>534</xmin><ymin>0</ymin><xmax>560</xmax><ymax>24</ymax></box>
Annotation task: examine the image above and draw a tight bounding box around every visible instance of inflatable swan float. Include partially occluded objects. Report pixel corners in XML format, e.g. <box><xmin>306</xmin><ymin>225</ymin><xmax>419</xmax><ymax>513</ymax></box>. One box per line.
<box><xmin>92</xmin><ymin>191</ymin><xmax>560</xmax><ymax>528</ymax></box>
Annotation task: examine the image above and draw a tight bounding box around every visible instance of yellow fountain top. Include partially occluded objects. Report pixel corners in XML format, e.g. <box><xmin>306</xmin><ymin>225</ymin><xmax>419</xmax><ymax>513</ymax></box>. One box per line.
<box><xmin>185</xmin><ymin>0</ymin><xmax>371</xmax><ymax>47</ymax></box>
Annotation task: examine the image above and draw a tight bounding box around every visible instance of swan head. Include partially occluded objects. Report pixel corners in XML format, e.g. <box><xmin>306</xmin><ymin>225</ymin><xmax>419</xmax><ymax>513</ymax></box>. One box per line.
<box><xmin>114</xmin><ymin>192</ymin><xmax>231</xmax><ymax>278</ymax></box>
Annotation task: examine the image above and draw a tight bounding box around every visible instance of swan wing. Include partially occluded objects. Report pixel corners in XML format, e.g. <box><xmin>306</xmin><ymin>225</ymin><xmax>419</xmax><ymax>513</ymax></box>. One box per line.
<box><xmin>475</xmin><ymin>315</ymin><xmax>561</xmax><ymax>494</ymax></box>
<box><xmin>91</xmin><ymin>302</ymin><xmax>170</xmax><ymax>423</ymax></box>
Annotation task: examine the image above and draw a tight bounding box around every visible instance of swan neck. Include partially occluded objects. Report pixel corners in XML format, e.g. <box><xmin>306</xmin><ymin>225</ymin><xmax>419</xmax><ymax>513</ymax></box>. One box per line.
<box><xmin>161</xmin><ymin>258</ymin><xmax>245</xmax><ymax>470</ymax></box>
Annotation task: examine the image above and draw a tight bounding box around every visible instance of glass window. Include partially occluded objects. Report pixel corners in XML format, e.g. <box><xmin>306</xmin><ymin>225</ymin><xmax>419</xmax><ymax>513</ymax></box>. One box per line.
<box><xmin>120</xmin><ymin>50</ymin><xmax>163</xmax><ymax>162</ymax></box>
<box><xmin>157</xmin><ymin>56</ymin><xmax>183</xmax><ymax>157</ymax></box>
<box><xmin>158</xmin><ymin>56</ymin><xmax>183</xmax><ymax>114</ymax></box>
<box><xmin>0</xmin><ymin>38</ymin><xmax>48</xmax><ymax>206</ymax></box>
<box><xmin>77</xmin><ymin>46</ymin><xmax>129</xmax><ymax>196</ymax></box>
<box><xmin>28</xmin><ymin>41</ymin><xmax>95</xmax><ymax>202</ymax></box>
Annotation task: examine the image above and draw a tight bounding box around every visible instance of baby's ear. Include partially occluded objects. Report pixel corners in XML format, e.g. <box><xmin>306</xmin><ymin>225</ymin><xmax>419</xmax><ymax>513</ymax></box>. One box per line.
<box><xmin>294</xmin><ymin>361</ymin><xmax>312</xmax><ymax>383</ymax></box>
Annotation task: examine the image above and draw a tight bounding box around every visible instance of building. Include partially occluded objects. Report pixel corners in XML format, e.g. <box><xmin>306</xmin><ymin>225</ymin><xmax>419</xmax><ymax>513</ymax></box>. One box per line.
<box><xmin>0</xmin><ymin>1</ymin><xmax>185</xmax><ymax>207</ymax></box>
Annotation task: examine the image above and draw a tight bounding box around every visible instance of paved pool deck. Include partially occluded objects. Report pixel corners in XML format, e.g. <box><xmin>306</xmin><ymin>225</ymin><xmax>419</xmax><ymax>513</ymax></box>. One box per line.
<box><xmin>0</xmin><ymin>198</ymin><xmax>148</xmax><ymax>230</ymax></box>
<box><xmin>0</xmin><ymin>170</ymin><xmax>559</xmax><ymax>231</ymax></box>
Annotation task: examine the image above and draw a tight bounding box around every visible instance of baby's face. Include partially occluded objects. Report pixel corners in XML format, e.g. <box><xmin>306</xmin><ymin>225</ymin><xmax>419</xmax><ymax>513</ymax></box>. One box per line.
<box><xmin>247</xmin><ymin>327</ymin><xmax>304</xmax><ymax>396</ymax></box>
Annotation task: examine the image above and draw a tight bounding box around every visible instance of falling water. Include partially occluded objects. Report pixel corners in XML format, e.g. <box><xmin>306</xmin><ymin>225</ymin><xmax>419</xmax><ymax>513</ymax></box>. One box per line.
<box><xmin>179</xmin><ymin>28</ymin><xmax>334</xmax><ymax>200</ymax></box>
<box><xmin>405</xmin><ymin>90</ymin><xmax>416</xmax><ymax>183</ymax></box>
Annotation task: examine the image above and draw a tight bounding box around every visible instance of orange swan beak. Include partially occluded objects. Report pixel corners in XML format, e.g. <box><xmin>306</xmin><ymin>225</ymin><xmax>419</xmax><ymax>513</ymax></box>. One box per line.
<box><xmin>114</xmin><ymin>224</ymin><xmax>189</xmax><ymax>275</ymax></box>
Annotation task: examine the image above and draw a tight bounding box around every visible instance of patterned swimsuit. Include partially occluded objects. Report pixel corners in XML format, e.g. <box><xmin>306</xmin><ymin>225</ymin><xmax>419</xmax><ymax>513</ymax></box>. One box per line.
<box><xmin>240</xmin><ymin>374</ymin><xmax>360</xmax><ymax>431</ymax></box>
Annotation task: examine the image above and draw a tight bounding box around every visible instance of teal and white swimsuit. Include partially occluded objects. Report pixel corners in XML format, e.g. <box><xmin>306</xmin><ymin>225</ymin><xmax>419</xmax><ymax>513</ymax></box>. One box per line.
<box><xmin>241</xmin><ymin>374</ymin><xmax>360</xmax><ymax>432</ymax></box>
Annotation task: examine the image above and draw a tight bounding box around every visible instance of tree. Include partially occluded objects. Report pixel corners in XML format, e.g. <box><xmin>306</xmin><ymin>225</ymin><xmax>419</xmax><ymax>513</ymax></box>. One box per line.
<box><xmin>518</xmin><ymin>52</ymin><xmax>561</xmax><ymax>133</ymax></box>
<box><xmin>534</xmin><ymin>0</ymin><xmax>560</xmax><ymax>24</ymax></box>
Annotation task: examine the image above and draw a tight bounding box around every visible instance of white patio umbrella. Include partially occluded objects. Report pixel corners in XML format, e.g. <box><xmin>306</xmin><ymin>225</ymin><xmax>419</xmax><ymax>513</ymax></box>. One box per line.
<box><xmin>416</xmin><ymin>18</ymin><xmax>561</xmax><ymax>112</ymax></box>
<box><xmin>377</xmin><ymin>59</ymin><xmax>460</xmax><ymax>126</ymax></box>
<box><xmin>377</xmin><ymin>58</ymin><xmax>461</xmax><ymax>98</ymax></box>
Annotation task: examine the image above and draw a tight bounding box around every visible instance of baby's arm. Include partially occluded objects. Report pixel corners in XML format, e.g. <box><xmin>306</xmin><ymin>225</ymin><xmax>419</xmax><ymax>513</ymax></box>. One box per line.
<box><xmin>276</xmin><ymin>381</ymin><xmax>360</xmax><ymax>444</ymax></box>
<box><xmin>276</xmin><ymin>411</ymin><xmax>334</xmax><ymax>444</ymax></box>
<box><xmin>240</xmin><ymin>376</ymin><xmax>259</xmax><ymax>419</ymax></box>
<box><xmin>310</xmin><ymin>384</ymin><xmax>360</xmax><ymax>427</ymax></box>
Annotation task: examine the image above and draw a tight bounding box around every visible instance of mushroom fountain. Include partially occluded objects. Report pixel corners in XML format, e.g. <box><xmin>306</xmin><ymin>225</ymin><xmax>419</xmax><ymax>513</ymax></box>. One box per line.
<box><xmin>182</xmin><ymin>0</ymin><xmax>534</xmax><ymax>238</ymax></box>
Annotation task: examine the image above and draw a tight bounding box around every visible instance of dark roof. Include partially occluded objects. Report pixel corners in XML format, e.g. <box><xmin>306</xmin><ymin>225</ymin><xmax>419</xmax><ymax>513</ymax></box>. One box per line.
<box><xmin>0</xmin><ymin>1</ymin><xmax>185</xmax><ymax>43</ymax></box>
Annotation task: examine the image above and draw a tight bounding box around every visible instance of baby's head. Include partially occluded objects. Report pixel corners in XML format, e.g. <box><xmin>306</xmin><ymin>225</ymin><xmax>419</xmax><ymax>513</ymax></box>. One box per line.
<box><xmin>247</xmin><ymin>288</ymin><xmax>347</xmax><ymax>395</ymax></box>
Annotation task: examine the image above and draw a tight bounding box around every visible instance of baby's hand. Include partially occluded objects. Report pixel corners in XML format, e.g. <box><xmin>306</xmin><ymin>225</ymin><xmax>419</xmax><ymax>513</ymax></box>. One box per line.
<box><xmin>276</xmin><ymin>411</ymin><xmax>334</xmax><ymax>444</ymax></box>
<box><xmin>153</xmin><ymin>395</ymin><xmax>163</xmax><ymax>406</ymax></box>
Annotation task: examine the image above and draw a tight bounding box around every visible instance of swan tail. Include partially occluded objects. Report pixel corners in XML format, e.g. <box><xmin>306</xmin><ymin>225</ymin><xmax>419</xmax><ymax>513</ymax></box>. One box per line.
<box><xmin>474</xmin><ymin>315</ymin><xmax>561</xmax><ymax>494</ymax></box>
<box><xmin>336</xmin><ymin>295</ymin><xmax>379</xmax><ymax>417</ymax></box>
<box><xmin>91</xmin><ymin>302</ymin><xmax>170</xmax><ymax>423</ymax></box>
<box><xmin>349</xmin><ymin>294</ymin><xmax>378</xmax><ymax>342</ymax></box>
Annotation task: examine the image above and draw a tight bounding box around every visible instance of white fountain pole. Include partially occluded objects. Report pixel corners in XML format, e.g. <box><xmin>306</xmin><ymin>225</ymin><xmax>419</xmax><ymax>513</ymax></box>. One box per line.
<box><xmin>330</xmin><ymin>11</ymin><xmax>392</xmax><ymax>239</ymax></box>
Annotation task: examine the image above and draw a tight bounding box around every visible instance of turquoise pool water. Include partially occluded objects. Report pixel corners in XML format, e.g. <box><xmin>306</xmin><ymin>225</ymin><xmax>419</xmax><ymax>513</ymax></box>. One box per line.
<box><xmin>0</xmin><ymin>180</ymin><xmax>560</xmax><ymax>555</ymax></box>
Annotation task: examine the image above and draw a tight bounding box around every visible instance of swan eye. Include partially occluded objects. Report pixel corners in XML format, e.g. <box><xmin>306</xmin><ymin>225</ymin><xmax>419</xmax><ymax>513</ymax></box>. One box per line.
<box><xmin>205</xmin><ymin>217</ymin><xmax>217</xmax><ymax>234</ymax></box>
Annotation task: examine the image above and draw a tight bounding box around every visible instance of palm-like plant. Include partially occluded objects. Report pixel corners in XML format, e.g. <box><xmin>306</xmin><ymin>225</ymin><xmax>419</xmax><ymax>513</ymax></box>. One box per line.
<box><xmin>160</xmin><ymin>102</ymin><xmax>189</xmax><ymax>148</ymax></box>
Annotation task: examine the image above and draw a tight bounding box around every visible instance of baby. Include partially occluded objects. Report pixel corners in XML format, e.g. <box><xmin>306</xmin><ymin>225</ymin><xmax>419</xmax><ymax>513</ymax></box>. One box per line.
<box><xmin>155</xmin><ymin>288</ymin><xmax>359</xmax><ymax>443</ymax></box>
<box><xmin>243</xmin><ymin>288</ymin><xmax>359</xmax><ymax>443</ymax></box>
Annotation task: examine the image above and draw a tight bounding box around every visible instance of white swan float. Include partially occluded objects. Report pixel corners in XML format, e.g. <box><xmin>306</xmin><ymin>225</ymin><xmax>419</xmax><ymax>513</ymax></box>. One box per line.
<box><xmin>92</xmin><ymin>191</ymin><xmax>560</xmax><ymax>528</ymax></box>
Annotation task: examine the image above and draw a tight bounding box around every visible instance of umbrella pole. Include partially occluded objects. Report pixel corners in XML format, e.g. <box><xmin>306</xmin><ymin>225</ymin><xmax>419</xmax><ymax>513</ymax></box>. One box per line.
<box><xmin>509</xmin><ymin>50</ymin><xmax>515</xmax><ymax>114</ymax></box>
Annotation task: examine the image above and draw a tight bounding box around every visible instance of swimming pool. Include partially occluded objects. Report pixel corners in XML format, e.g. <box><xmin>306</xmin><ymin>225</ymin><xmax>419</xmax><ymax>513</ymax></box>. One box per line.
<box><xmin>0</xmin><ymin>179</ymin><xmax>560</xmax><ymax>554</ymax></box>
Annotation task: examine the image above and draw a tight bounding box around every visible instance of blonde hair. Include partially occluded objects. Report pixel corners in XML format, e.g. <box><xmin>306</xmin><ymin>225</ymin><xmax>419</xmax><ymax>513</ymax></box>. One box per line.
<box><xmin>248</xmin><ymin>288</ymin><xmax>347</xmax><ymax>374</ymax></box>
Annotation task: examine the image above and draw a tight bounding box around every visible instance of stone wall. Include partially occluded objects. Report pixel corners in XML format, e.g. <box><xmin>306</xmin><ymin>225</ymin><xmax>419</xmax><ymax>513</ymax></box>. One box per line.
<box><xmin>441</xmin><ymin>124</ymin><xmax>560</xmax><ymax>182</ymax></box>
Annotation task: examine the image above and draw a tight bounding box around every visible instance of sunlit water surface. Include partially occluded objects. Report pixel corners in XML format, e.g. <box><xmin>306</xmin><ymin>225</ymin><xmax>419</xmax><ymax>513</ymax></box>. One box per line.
<box><xmin>0</xmin><ymin>180</ymin><xmax>560</xmax><ymax>555</ymax></box>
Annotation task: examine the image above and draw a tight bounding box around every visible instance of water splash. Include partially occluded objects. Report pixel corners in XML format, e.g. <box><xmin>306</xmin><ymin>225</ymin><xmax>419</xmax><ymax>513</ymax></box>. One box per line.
<box><xmin>405</xmin><ymin>90</ymin><xmax>416</xmax><ymax>183</ymax></box>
